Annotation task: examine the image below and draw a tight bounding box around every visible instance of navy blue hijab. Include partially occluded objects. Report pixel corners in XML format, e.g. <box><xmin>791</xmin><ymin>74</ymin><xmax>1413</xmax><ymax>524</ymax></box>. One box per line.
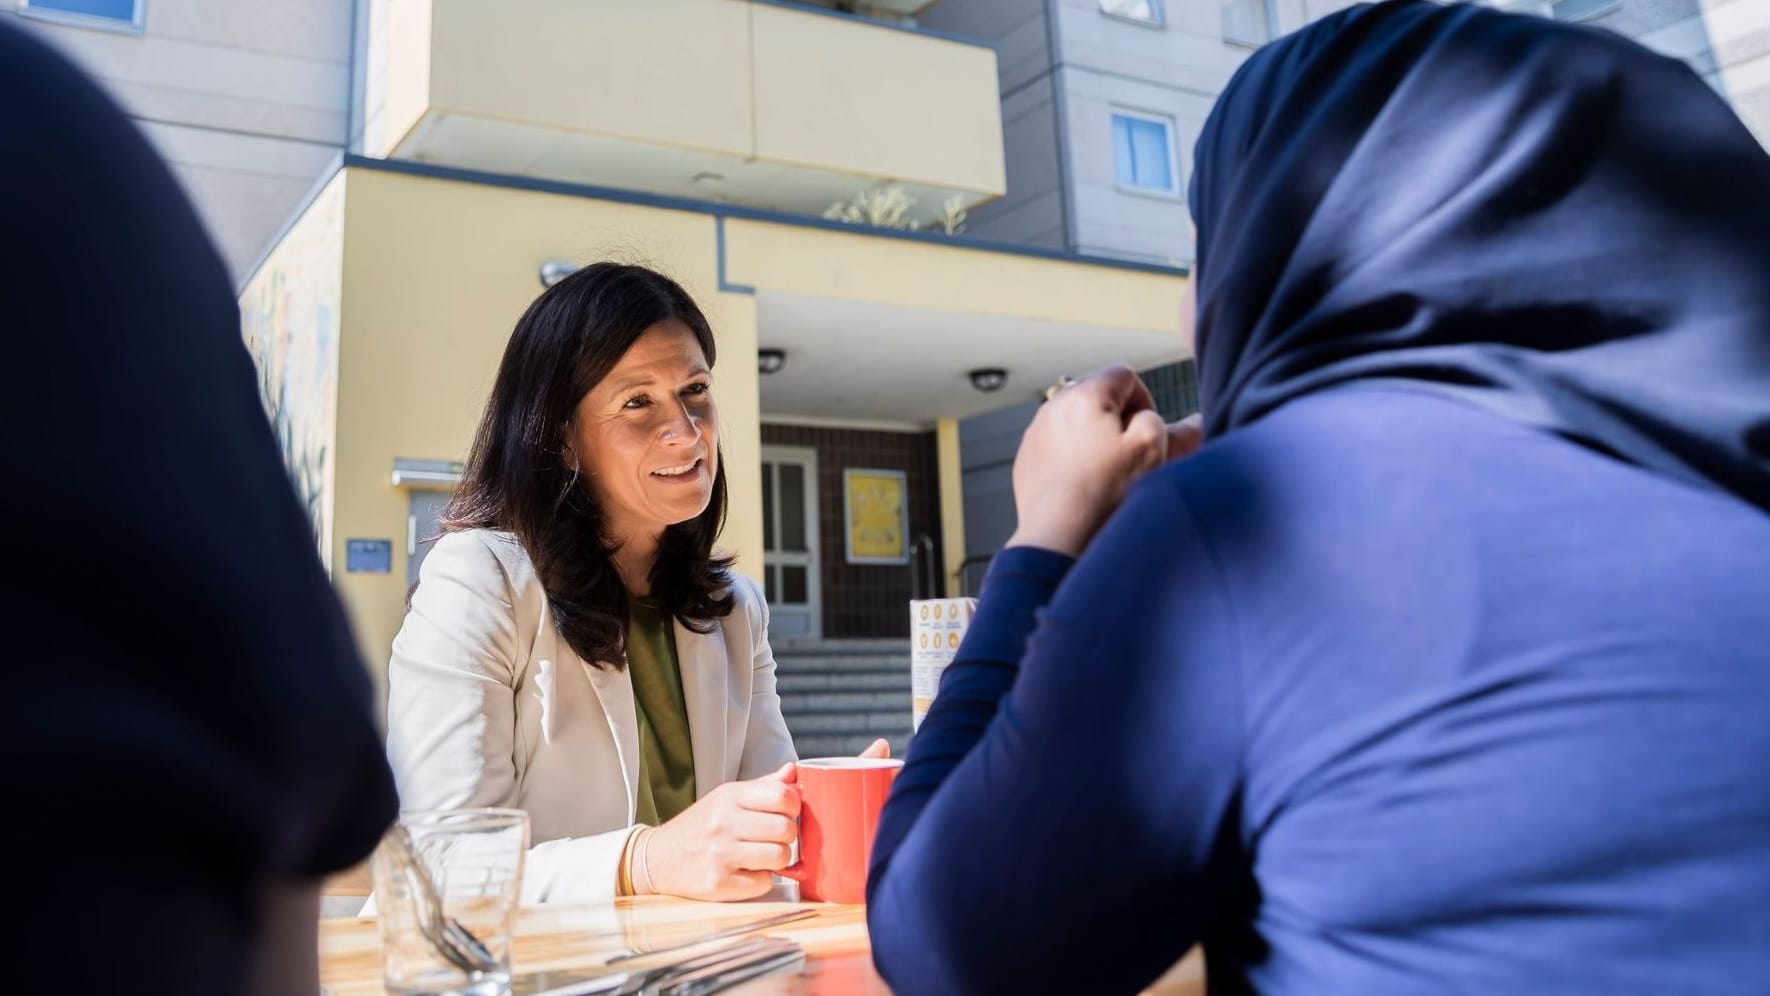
<box><xmin>1189</xmin><ymin>0</ymin><xmax>1770</xmax><ymax>513</ymax></box>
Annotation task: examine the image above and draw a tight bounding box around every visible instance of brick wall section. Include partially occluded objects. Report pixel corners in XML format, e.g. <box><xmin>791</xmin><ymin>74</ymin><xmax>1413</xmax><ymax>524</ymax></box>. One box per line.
<box><xmin>760</xmin><ymin>424</ymin><xmax>943</xmax><ymax>638</ymax></box>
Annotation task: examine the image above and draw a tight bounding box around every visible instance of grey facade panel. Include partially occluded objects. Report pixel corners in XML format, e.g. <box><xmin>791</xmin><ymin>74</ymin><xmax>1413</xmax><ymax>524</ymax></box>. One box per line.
<box><xmin>1585</xmin><ymin>0</ymin><xmax>1699</xmax><ymax>37</ymax></box>
<box><xmin>1052</xmin><ymin>0</ymin><xmax>1255</xmax><ymax>98</ymax></box>
<box><xmin>921</xmin><ymin>0</ymin><xmax>1068</xmax><ymax>246</ymax></box>
<box><xmin>919</xmin><ymin>0</ymin><xmax>1052</xmax><ymax>94</ymax></box>
<box><xmin>955</xmin><ymin>360</ymin><xmax>1194</xmax><ymax>592</ymax></box>
<box><xmin>1062</xmin><ymin>63</ymin><xmax>1207</xmax><ymax>265</ymax></box>
<box><xmin>958</xmin><ymin>396</ymin><xmax>1039</xmax><ymax>590</ymax></box>
<box><xmin>961</xmin><ymin>75</ymin><xmax>1067</xmax><ymax>245</ymax></box>
<box><xmin>969</xmin><ymin>188</ymin><xmax>1068</xmax><ymax>249</ymax></box>
<box><xmin>959</xmin><ymin>396</ymin><xmax>1042</xmax><ymax>472</ymax></box>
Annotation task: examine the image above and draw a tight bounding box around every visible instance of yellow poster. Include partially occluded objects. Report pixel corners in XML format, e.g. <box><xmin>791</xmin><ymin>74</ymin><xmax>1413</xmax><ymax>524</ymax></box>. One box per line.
<box><xmin>844</xmin><ymin>469</ymin><xmax>908</xmax><ymax>564</ymax></box>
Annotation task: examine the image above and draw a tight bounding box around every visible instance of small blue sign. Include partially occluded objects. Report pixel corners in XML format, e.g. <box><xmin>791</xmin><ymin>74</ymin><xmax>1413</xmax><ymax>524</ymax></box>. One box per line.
<box><xmin>346</xmin><ymin>539</ymin><xmax>393</xmax><ymax>574</ymax></box>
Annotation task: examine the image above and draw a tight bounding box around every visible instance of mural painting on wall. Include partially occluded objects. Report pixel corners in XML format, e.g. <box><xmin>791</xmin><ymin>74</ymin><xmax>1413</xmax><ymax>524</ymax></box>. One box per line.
<box><xmin>240</xmin><ymin>178</ymin><xmax>344</xmax><ymax>563</ymax></box>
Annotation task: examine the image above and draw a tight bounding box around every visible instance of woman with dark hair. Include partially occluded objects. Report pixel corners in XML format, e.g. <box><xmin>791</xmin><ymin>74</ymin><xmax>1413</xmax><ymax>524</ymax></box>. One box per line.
<box><xmin>388</xmin><ymin>262</ymin><xmax>883</xmax><ymax>903</ymax></box>
<box><xmin>867</xmin><ymin>2</ymin><xmax>1770</xmax><ymax>993</ymax></box>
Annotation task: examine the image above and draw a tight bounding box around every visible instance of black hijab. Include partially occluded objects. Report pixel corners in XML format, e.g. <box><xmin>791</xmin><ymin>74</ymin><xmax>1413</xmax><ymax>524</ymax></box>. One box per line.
<box><xmin>1189</xmin><ymin>0</ymin><xmax>1770</xmax><ymax>513</ymax></box>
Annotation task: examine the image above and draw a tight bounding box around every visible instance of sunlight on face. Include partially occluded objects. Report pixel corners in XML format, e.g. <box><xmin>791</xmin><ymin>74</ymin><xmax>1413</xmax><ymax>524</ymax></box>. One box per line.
<box><xmin>569</xmin><ymin>320</ymin><xmax>719</xmax><ymax>546</ymax></box>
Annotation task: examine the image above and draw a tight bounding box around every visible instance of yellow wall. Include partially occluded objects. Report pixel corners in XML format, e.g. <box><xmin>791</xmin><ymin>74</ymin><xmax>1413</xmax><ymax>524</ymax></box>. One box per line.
<box><xmin>429</xmin><ymin>0</ymin><xmax>754</xmax><ymax>157</ymax></box>
<box><xmin>331</xmin><ymin>167</ymin><xmax>764</xmax><ymax>680</ymax></box>
<box><xmin>750</xmin><ymin>2</ymin><xmax>1005</xmax><ymax>195</ymax></box>
<box><xmin>723</xmin><ymin>217</ymin><xmax>1184</xmax><ymax>333</ymax></box>
<box><xmin>379</xmin><ymin>0</ymin><xmax>1003</xmax><ymax>198</ymax></box>
<box><xmin>702</xmin><ymin>291</ymin><xmax>765</xmax><ymax>595</ymax></box>
<box><xmin>367</xmin><ymin>0</ymin><xmax>434</xmax><ymax>157</ymax></box>
<box><xmin>935</xmin><ymin>419</ymin><xmax>965</xmax><ymax>598</ymax></box>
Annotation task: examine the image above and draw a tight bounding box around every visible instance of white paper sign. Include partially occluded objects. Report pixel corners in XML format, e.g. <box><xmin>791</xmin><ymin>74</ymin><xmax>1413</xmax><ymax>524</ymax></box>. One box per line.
<box><xmin>909</xmin><ymin>597</ymin><xmax>977</xmax><ymax>731</ymax></box>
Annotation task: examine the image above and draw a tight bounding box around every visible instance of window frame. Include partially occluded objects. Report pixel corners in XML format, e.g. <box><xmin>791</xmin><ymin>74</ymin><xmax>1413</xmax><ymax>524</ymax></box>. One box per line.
<box><xmin>1098</xmin><ymin>0</ymin><xmax>1165</xmax><ymax>29</ymax></box>
<box><xmin>17</xmin><ymin>0</ymin><xmax>145</xmax><ymax>34</ymax></box>
<box><xmin>1110</xmin><ymin>108</ymin><xmax>1183</xmax><ymax>199</ymax></box>
<box><xmin>1221</xmin><ymin>0</ymin><xmax>1279</xmax><ymax>50</ymax></box>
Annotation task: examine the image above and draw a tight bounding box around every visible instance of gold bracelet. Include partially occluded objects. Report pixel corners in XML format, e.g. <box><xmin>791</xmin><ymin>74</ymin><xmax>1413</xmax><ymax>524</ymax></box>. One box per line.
<box><xmin>617</xmin><ymin>825</ymin><xmax>644</xmax><ymax>897</ymax></box>
<box><xmin>635</xmin><ymin>827</ymin><xmax>657</xmax><ymax>896</ymax></box>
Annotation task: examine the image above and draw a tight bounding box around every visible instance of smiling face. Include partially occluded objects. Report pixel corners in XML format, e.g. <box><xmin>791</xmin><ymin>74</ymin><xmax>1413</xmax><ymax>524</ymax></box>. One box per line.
<box><xmin>567</xmin><ymin>319</ymin><xmax>720</xmax><ymax>547</ymax></box>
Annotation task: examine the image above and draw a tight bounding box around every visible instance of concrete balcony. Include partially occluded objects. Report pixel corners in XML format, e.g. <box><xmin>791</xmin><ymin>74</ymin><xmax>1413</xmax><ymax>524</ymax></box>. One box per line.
<box><xmin>362</xmin><ymin>0</ymin><xmax>1004</xmax><ymax>224</ymax></box>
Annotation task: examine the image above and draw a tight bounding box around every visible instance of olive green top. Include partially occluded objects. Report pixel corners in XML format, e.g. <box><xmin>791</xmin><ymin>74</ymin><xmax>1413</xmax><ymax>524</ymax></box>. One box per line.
<box><xmin>628</xmin><ymin>598</ymin><xmax>697</xmax><ymax>826</ymax></box>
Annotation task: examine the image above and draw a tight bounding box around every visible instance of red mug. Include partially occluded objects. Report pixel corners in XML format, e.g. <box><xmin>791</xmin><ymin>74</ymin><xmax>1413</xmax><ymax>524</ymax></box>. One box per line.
<box><xmin>782</xmin><ymin>757</ymin><xmax>902</xmax><ymax>903</ymax></box>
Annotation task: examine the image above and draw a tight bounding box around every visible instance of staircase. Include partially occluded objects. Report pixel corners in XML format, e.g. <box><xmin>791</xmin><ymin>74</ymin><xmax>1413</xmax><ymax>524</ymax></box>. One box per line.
<box><xmin>771</xmin><ymin>638</ymin><xmax>914</xmax><ymax>759</ymax></box>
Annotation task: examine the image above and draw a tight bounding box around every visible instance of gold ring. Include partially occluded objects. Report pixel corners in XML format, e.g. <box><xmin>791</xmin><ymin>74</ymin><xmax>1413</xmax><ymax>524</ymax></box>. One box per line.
<box><xmin>1043</xmin><ymin>375</ymin><xmax>1076</xmax><ymax>402</ymax></box>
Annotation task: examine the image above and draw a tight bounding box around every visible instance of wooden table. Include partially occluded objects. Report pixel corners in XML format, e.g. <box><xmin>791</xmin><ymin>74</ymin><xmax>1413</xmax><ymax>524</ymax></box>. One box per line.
<box><xmin>320</xmin><ymin>890</ymin><xmax>1205</xmax><ymax>995</ymax></box>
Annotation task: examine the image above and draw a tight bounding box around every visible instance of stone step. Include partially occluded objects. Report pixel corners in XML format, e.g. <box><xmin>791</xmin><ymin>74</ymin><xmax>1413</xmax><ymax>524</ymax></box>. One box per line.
<box><xmin>792</xmin><ymin>731</ymin><xmax>913</xmax><ymax>759</ymax></box>
<box><xmin>784</xmin><ymin>710</ymin><xmax>912</xmax><ymax>736</ymax></box>
<box><xmin>775</xmin><ymin>670</ymin><xmax>907</xmax><ymax>694</ymax></box>
<box><xmin>772</xmin><ymin>637</ymin><xmax>904</xmax><ymax>657</ymax></box>
<box><xmin>779</xmin><ymin>689</ymin><xmax>912</xmax><ymax>716</ymax></box>
<box><xmin>773</xmin><ymin>653</ymin><xmax>909</xmax><ymax>674</ymax></box>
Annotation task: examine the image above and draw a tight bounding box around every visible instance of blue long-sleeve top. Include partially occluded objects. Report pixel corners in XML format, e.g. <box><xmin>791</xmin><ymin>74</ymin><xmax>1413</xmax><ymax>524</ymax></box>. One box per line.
<box><xmin>867</xmin><ymin>389</ymin><xmax>1770</xmax><ymax>995</ymax></box>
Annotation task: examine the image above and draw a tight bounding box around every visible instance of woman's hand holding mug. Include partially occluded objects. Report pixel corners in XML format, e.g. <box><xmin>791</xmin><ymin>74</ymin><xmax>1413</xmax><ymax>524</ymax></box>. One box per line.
<box><xmin>638</xmin><ymin>738</ymin><xmax>890</xmax><ymax>900</ymax></box>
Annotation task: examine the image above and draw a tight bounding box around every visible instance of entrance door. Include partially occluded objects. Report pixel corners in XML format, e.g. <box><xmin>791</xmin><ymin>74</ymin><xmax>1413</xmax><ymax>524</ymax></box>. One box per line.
<box><xmin>760</xmin><ymin>446</ymin><xmax>820</xmax><ymax>639</ymax></box>
<box><xmin>407</xmin><ymin>489</ymin><xmax>454</xmax><ymax>587</ymax></box>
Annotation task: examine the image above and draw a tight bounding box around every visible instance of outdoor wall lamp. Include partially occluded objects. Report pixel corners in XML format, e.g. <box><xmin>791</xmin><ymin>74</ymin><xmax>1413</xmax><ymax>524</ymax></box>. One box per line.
<box><xmin>539</xmin><ymin>260</ymin><xmax>578</xmax><ymax>287</ymax></box>
<box><xmin>758</xmin><ymin>348</ymin><xmax>788</xmax><ymax>375</ymax></box>
<box><xmin>968</xmin><ymin>367</ymin><xmax>1008</xmax><ymax>392</ymax></box>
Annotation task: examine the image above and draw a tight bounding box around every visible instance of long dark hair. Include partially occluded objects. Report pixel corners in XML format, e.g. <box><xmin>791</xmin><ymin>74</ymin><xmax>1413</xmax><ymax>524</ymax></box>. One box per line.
<box><xmin>442</xmin><ymin>262</ymin><xmax>734</xmax><ymax>669</ymax></box>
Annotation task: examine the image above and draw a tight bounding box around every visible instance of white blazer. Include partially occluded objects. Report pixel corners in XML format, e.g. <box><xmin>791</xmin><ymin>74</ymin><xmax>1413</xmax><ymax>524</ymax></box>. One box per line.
<box><xmin>386</xmin><ymin>529</ymin><xmax>797</xmax><ymax>904</ymax></box>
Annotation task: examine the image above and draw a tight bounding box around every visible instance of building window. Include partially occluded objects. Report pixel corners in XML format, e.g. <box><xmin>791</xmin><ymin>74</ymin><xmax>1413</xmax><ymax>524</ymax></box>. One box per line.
<box><xmin>1112</xmin><ymin>111</ymin><xmax>1177</xmax><ymax>194</ymax></box>
<box><xmin>1099</xmin><ymin>0</ymin><xmax>1162</xmax><ymax>26</ymax></box>
<box><xmin>18</xmin><ymin>0</ymin><xmax>144</xmax><ymax>31</ymax></box>
<box><xmin>1222</xmin><ymin>0</ymin><xmax>1277</xmax><ymax>48</ymax></box>
<box><xmin>1550</xmin><ymin>0</ymin><xmax>1619</xmax><ymax>22</ymax></box>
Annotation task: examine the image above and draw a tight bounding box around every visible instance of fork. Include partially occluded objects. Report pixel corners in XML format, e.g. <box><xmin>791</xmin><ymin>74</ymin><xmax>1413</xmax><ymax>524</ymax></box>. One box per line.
<box><xmin>387</xmin><ymin>824</ymin><xmax>500</xmax><ymax>975</ymax></box>
<box><xmin>601</xmin><ymin>937</ymin><xmax>803</xmax><ymax>996</ymax></box>
<box><xmin>659</xmin><ymin>938</ymin><xmax>804</xmax><ymax>995</ymax></box>
<box><xmin>602</xmin><ymin>909</ymin><xmax>818</xmax><ymax>965</ymax></box>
